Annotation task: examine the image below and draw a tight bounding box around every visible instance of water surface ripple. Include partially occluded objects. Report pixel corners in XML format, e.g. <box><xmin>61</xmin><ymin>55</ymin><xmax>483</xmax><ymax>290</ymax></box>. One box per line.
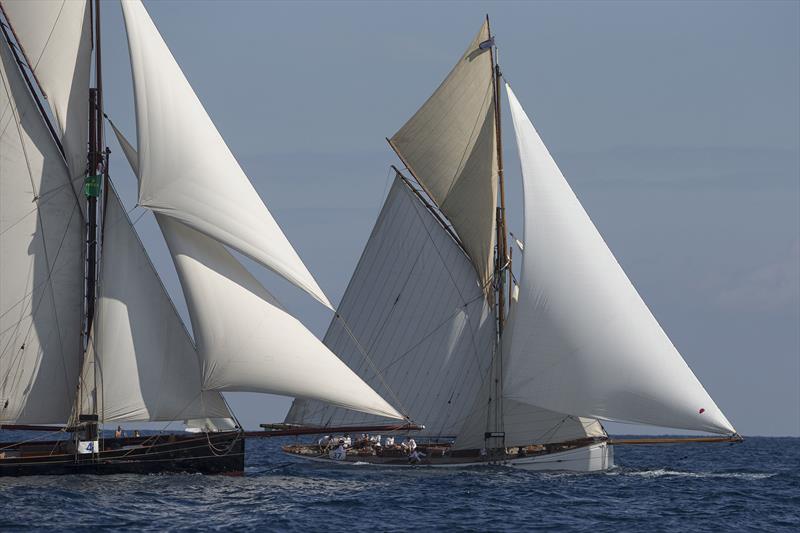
<box><xmin>0</xmin><ymin>436</ymin><xmax>797</xmax><ymax>531</ymax></box>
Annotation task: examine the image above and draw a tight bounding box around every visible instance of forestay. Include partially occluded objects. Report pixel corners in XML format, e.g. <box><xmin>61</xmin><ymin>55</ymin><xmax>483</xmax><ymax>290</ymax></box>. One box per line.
<box><xmin>503</xmin><ymin>85</ymin><xmax>735</xmax><ymax>435</ymax></box>
<box><xmin>390</xmin><ymin>21</ymin><xmax>498</xmax><ymax>287</ymax></box>
<box><xmin>0</xmin><ymin>38</ymin><xmax>83</xmax><ymax>424</ymax></box>
<box><xmin>82</xmin><ymin>187</ymin><xmax>230</xmax><ymax>423</ymax></box>
<box><xmin>110</xmin><ymin>124</ymin><xmax>402</xmax><ymax>421</ymax></box>
<box><xmin>0</xmin><ymin>0</ymin><xmax>92</xmax><ymax>193</ymax></box>
<box><xmin>120</xmin><ymin>0</ymin><xmax>331</xmax><ymax>309</ymax></box>
<box><xmin>286</xmin><ymin>177</ymin><xmax>496</xmax><ymax>438</ymax></box>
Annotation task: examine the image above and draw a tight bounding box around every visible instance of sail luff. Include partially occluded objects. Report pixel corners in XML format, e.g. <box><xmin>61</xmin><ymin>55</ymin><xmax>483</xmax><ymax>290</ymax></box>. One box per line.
<box><xmin>503</xmin><ymin>84</ymin><xmax>735</xmax><ymax>435</ymax></box>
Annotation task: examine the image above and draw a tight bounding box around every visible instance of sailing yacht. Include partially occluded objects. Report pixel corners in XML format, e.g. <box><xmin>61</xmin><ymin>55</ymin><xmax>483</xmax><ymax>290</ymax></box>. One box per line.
<box><xmin>283</xmin><ymin>19</ymin><xmax>741</xmax><ymax>471</ymax></box>
<box><xmin>0</xmin><ymin>0</ymin><xmax>406</xmax><ymax>476</ymax></box>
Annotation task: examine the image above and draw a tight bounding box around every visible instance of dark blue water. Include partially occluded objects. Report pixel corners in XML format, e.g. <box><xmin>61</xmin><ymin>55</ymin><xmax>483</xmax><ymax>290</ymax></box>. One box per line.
<box><xmin>0</xmin><ymin>435</ymin><xmax>797</xmax><ymax>531</ymax></box>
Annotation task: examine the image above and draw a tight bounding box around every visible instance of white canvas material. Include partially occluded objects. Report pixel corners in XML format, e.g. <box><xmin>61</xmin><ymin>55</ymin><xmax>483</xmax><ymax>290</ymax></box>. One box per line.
<box><xmin>0</xmin><ymin>38</ymin><xmax>83</xmax><ymax>423</ymax></box>
<box><xmin>1</xmin><ymin>0</ymin><xmax>92</xmax><ymax>196</ymax></box>
<box><xmin>503</xmin><ymin>85</ymin><xmax>734</xmax><ymax>435</ymax></box>
<box><xmin>121</xmin><ymin>0</ymin><xmax>332</xmax><ymax>309</ymax></box>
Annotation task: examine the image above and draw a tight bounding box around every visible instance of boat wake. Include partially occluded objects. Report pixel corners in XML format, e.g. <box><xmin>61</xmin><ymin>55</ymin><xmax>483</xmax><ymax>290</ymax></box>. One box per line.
<box><xmin>616</xmin><ymin>469</ymin><xmax>776</xmax><ymax>480</ymax></box>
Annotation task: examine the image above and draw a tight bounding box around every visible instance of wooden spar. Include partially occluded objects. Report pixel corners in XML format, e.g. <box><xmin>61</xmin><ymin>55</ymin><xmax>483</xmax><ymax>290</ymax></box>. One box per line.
<box><xmin>608</xmin><ymin>435</ymin><xmax>743</xmax><ymax>446</ymax></box>
<box><xmin>487</xmin><ymin>15</ymin><xmax>507</xmax><ymax>335</ymax></box>
<box><xmin>0</xmin><ymin>424</ymin><xmax>66</xmax><ymax>432</ymax></box>
<box><xmin>391</xmin><ymin>165</ymin><xmax>469</xmax><ymax>257</ymax></box>
<box><xmin>386</xmin><ymin>137</ymin><xmax>443</xmax><ymax>218</ymax></box>
<box><xmin>244</xmin><ymin>423</ymin><xmax>425</xmax><ymax>439</ymax></box>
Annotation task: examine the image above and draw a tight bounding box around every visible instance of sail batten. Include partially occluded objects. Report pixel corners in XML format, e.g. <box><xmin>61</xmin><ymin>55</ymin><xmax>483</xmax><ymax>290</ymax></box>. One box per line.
<box><xmin>389</xmin><ymin>21</ymin><xmax>498</xmax><ymax>287</ymax></box>
<box><xmin>503</xmin><ymin>85</ymin><xmax>735</xmax><ymax>435</ymax></box>
<box><xmin>120</xmin><ymin>0</ymin><xmax>332</xmax><ymax>309</ymax></box>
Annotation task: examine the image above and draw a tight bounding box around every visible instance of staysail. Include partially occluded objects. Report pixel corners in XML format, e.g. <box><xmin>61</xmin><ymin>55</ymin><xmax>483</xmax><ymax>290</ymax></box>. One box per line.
<box><xmin>110</xmin><ymin>124</ymin><xmax>403</xmax><ymax>421</ymax></box>
<box><xmin>503</xmin><ymin>84</ymin><xmax>735</xmax><ymax>435</ymax></box>
<box><xmin>120</xmin><ymin>0</ymin><xmax>332</xmax><ymax>309</ymax></box>
<box><xmin>82</xmin><ymin>187</ymin><xmax>231</xmax><ymax>423</ymax></box>
<box><xmin>0</xmin><ymin>37</ymin><xmax>84</xmax><ymax>424</ymax></box>
<box><xmin>0</xmin><ymin>0</ymin><xmax>92</xmax><ymax>193</ymax></box>
<box><xmin>389</xmin><ymin>21</ymin><xmax>498</xmax><ymax>287</ymax></box>
<box><xmin>286</xmin><ymin>176</ymin><xmax>496</xmax><ymax>437</ymax></box>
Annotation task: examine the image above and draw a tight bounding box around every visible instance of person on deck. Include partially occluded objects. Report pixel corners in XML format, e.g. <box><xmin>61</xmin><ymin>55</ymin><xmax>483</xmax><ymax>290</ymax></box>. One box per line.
<box><xmin>407</xmin><ymin>437</ymin><xmax>417</xmax><ymax>452</ymax></box>
<box><xmin>409</xmin><ymin>449</ymin><xmax>426</xmax><ymax>464</ymax></box>
<box><xmin>115</xmin><ymin>426</ymin><xmax>123</xmax><ymax>439</ymax></box>
<box><xmin>385</xmin><ymin>436</ymin><xmax>395</xmax><ymax>447</ymax></box>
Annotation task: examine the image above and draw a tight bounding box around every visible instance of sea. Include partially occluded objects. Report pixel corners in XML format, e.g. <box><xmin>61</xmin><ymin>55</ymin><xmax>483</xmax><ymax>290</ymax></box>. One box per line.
<box><xmin>0</xmin><ymin>434</ymin><xmax>797</xmax><ymax>531</ymax></box>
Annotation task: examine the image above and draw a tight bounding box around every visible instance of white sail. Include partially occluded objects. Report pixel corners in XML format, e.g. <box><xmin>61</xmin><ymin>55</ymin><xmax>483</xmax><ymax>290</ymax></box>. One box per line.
<box><xmin>503</xmin><ymin>85</ymin><xmax>735</xmax><ymax>435</ymax></box>
<box><xmin>390</xmin><ymin>21</ymin><xmax>497</xmax><ymax>286</ymax></box>
<box><xmin>0</xmin><ymin>38</ymin><xmax>83</xmax><ymax>423</ymax></box>
<box><xmin>110</xmin><ymin>124</ymin><xmax>402</xmax><ymax>422</ymax></box>
<box><xmin>120</xmin><ymin>0</ymin><xmax>331</xmax><ymax>309</ymax></box>
<box><xmin>86</xmin><ymin>187</ymin><xmax>231</xmax><ymax>423</ymax></box>
<box><xmin>286</xmin><ymin>176</ymin><xmax>496</xmax><ymax>437</ymax></box>
<box><xmin>0</xmin><ymin>0</ymin><xmax>92</xmax><ymax>192</ymax></box>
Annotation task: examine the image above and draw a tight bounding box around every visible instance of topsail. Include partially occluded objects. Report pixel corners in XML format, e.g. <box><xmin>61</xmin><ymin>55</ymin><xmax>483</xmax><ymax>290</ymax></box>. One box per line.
<box><xmin>0</xmin><ymin>0</ymin><xmax>92</xmax><ymax>194</ymax></box>
<box><xmin>390</xmin><ymin>21</ymin><xmax>498</xmax><ymax>287</ymax></box>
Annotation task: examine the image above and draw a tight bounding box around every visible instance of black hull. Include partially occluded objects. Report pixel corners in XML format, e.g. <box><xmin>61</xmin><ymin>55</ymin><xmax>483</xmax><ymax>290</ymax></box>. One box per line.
<box><xmin>0</xmin><ymin>431</ymin><xmax>244</xmax><ymax>477</ymax></box>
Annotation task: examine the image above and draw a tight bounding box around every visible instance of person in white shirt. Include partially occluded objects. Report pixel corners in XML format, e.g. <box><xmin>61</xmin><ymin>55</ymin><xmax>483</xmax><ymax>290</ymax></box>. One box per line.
<box><xmin>385</xmin><ymin>436</ymin><xmax>395</xmax><ymax>447</ymax></box>
<box><xmin>343</xmin><ymin>434</ymin><xmax>352</xmax><ymax>447</ymax></box>
<box><xmin>407</xmin><ymin>438</ymin><xmax>417</xmax><ymax>452</ymax></box>
<box><xmin>329</xmin><ymin>441</ymin><xmax>347</xmax><ymax>461</ymax></box>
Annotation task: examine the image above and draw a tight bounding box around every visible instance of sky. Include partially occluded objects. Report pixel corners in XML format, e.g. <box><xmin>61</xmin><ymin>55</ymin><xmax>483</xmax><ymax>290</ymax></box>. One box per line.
<box><xmin>96</xmin><ymin>1</ymin><xmax>799</xmax><ymax>436</ymax></box>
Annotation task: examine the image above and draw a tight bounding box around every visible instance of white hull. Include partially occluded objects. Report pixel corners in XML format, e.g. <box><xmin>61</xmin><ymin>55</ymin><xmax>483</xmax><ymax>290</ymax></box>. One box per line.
<box><xmin>504</xmin><ymin>442</ymin><xmax>613</xmax><ymax>472</ymax></box>
<box><xmin>285</xmin><ymin>442</ymin><xmax>614</xmax><ymax>473</ymax></box>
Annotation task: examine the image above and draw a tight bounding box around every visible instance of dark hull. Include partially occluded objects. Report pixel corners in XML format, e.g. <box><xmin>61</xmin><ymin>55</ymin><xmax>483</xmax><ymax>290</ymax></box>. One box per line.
<box><xmin>0</xmin><ymin>431</ymin><xmax>244</xmax><ymax>477</ymax></box>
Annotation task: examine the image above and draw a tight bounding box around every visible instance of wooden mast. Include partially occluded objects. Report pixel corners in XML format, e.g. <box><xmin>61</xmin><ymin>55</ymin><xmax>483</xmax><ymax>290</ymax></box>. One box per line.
<box><xmin>78</xmin><ymin>0</ymin><xmax>106</xmax><ymax>442</ymax></box>
<box><xmin>485</xmin><ymin>15</ymin><xmax>508</xmax><ymax>455</ymax></box>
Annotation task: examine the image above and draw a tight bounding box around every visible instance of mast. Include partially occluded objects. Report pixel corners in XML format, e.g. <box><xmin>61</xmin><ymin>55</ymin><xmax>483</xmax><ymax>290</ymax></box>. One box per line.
<box><xmin>486</xmin><ymin>15</ymin><xmax>507</xmax><ymax>455</ymax></box>
<box><xmin>79</xmin><ymin>0</ymin><xmax>105</xmax><ymax>439</ymax></box>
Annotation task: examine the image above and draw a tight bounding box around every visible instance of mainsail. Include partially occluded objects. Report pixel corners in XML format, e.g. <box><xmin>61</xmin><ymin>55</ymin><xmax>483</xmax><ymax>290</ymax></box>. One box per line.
<box><xmin>120</xmin><ymin>0</ymin><xmax>332</xmax><ymax>309</ymax></box>
<box><xmin>0</xmin><ymin>0</ymin><xmax>92</xmax><ymax>194</ymax></box>
<box><xmin>0</xmin><ymin>35</ymin><xmax>84</xmax><ymax>423</ymax></box>
<box><xmin>111</xmin><ymin>123</ymin><xmax>403</xmax><ymax>421</ymax></box>
<box><xmin>286</xmin><ymin>176</ymin><xmax>496</xmax><ymax>436</ymax></box>
<box><xmin>503</xmin><ymin>85</ymin><xmax>735</xmax><ymax>435</ymax></box>
<box><xmin>389</xmin><ymin>21</ymin><xmax>498</xmax><ymax>287</ymax></box>
<box><xmin>82</xmin><ymin>187</ymin><xmax>231</xmax><ymax>423</ymax></box>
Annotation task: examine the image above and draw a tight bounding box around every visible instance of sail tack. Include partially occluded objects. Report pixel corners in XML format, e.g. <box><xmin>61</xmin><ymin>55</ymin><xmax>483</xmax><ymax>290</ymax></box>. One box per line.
<box><xmin>503</xmin><ymin>85</ymin><xmax>735</xmax><ymax>435</ymax></box>
<box><xmin>390</xmin><ymin>21</ymin><xmax>498</xmax><ymax>286</ymax></box>
<box><xmin>0</xmin><ymin>0</ymin><xmax>92</xmax><ymax>192</ymax></box>
<box><xmin>0</xmin><ymin>38</ymin><xmax>83</xmax><ymax>424</ymax></box>
<box><xmin>85</xmin><ymin>188</ymin><xmax>230</xmax><ymax>423</ymax></box>
<box><xmin>120</xmin><ymin>0</ymin><xmax>332</xmax><ymax>309</ymax></box>
<box><xmin>286</xmin><ymin>176</ymin><xmax>496</xmax><ymax>437</ymax></box>
<box><xmin>111</xmin><ymin>124</ymin><xmax>403</xmax><ymax>422</ymax></box>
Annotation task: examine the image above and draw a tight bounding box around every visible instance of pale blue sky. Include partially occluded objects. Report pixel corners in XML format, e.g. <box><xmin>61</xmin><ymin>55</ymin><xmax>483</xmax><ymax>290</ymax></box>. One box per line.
<box><xmin>98</xmin><ymin>1</ymin><xmax>798</xmax><ymax>435</ymax></box>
